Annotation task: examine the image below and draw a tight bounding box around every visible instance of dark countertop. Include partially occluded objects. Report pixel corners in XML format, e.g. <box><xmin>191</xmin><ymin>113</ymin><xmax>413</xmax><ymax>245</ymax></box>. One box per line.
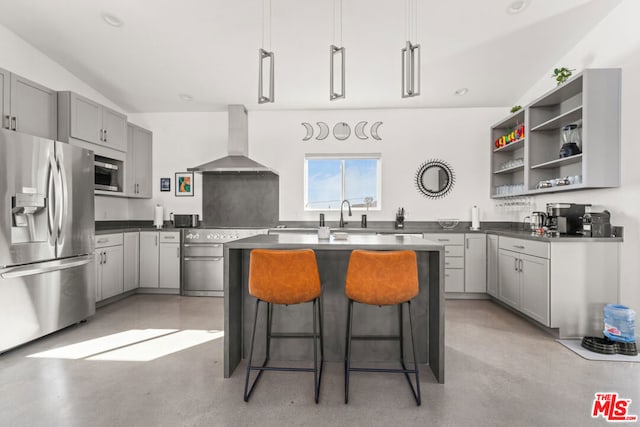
<box><xmin>95</xmin><ymin>220</ymin><xmax>623</xmax><ymax>242</ymax></box>
<box><xmin>224</xmin><ymin>233</ymin><xmax>445</xmax><ymax>250</ymax></box>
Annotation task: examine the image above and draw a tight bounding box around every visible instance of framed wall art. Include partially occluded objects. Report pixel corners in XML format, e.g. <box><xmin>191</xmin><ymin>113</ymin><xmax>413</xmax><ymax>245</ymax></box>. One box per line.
<box><xmin>175</xmin><ymin>172</ymin><xmax>194</xmax><ymax>197</ymax></box>
<box><xmin>160</xmin><ymin>177</ymin><xmax>171</xmax><ymax>192</ymax></box>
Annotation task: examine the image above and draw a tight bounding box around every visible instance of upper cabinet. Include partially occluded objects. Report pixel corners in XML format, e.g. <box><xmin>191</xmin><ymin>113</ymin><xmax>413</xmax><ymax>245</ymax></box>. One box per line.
<box><xmin>58</xmin><ymin>91</ymin><xmax>127</xmax><ymax>153</ymax></box>
<box><xmin>491</xmin><ymin>68</ymin><xmax>621</xmax><ymax>198</ymax></box>
<box><xmin>126</xmin><ymin>123</ymin><xmax>153</xmax><ymax>198</ymax></box>
<box><xmin>0</xmin><ymin>67</ymin><xmax>57</xmax><ymax>140</ymax></box>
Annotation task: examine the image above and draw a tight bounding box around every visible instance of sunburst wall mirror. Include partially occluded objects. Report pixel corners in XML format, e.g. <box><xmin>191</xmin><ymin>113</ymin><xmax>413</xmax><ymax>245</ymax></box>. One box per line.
<box><xmin>415</xmin><ymin>159</ymin><xmax>455</xmax><ymax>199</ymax></box>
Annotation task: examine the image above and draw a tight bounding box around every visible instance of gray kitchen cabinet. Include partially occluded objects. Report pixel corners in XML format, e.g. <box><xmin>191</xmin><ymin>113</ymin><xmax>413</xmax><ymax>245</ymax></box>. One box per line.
<box><xmin>95</xmin><ymin>233</ymin><xmax>124</xmax><ymax>302</ymax></box>
<box><xmin>159</xmin><ymin>243</ymin><xmax>180</xmax><ymax>289</ymax></box>
<box><xmin>139</xmin><ymin>231</ymin><xmax>180</xmax><ymax>289</ymax></box>
<box><xmin>139</xmin><ymin>231</ymin><xmax>160</xmax><ymax>288</ymax></box>
<box><xmin>486</xmin><ymin>234</ymin><xmax>499</xmax><ymax>297</ymax></box>
<box><xmin>423</xmin><ymin>233</ymin><xmax>464</xmax><ymax>293</ymax></box>
<box><xmin>58</xmin><ymin>91</ymin><xmax>127</xmax><ymax>152</ymax></box>
<box><xmin>497</xmin><ymin>237</ymin><xmax>550</xmax><ymax>326</ymax></box>
<box><xmin>126</xmin><ymin>123</ymin><xmax>153</xmax><ymax>198</ymax></box>
<box><xmin>464</xmin><ymin>234</ymin><xmax>486</xmax><ymax>293</ymax></box>
<box><xmin>491</xmin><ymin>68</ymin><xmax>621</xmax><ymax>198</ymax></box>
<box><xmin>123</xmin><ymin>232</ymin><xmax>140</xmax><ymax>292</ymax></box>
<box><xmin>423</xmin><ymin>233</ymin><xmax>487</xmax><ymax>296</ymax></box>
<box><xmin>498</xmin><ymin>249</ymin><xmax>521</xmax><ymax>307</ymax></box>
<box><xmin>519</xmin><ymin>254</ymin><xmax>550</xmax><ymax>325</ymax></box>
<box><xmin>0</xmin><ymin>67</ymin><xmax>57</xmax><ymax>139</ymax></box>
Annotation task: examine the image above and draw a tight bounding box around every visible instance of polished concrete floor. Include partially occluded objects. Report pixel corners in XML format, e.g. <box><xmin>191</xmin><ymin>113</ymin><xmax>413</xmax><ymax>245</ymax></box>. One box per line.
<box><xmin>1</xmin><ymin>295</ymin><xmax>638</xmax><ymax>426</ymax></box>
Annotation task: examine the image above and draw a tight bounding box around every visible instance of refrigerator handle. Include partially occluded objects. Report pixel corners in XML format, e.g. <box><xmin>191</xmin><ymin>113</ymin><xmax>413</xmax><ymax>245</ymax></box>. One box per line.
<box><xmin>46</xmin><ymin>153</ymin><xmax>59</xmax><ymax>243</ymax></box>
<box><xmin>0</xmin><ymin>254</ymin><xmax>93</xmax><ymax>279</ymax></box>
<box><xmin>51</xmin><ymin>155</ymin><xmax>63</xmax><ymax>247</ymax></box>
<box><xmin>56</xmin><ymin>154</ymin><xmax>68</xmax><ymax>244</ymax></box>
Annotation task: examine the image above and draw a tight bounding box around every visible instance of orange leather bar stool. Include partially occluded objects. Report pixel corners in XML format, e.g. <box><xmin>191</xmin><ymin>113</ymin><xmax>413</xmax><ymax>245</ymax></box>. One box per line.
<box><xmin>244</xmin><ymin>249</ymin><xmax>324</xmax><ymax>403</ymax></box>
<box><xmin>344</xmin><ymin>249</ymin><xmax>421</xmax><ymax>405</ymax></box>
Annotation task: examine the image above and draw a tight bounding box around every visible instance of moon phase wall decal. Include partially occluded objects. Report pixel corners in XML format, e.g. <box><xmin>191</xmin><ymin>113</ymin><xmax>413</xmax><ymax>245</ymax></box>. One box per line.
<box><xmin>300</xmin><ymin>121</ymin><xmax>383</xmax><ymax>141</ymax></box>
<box><xmin>354</xmin><ymin>121</ymin><xmax>368</xmax><ymax>139</ymax></box>
<box><xmin>301</xmin><ymin>122</ymin><xmax>314</xmax><ymax>141</ymax></box>
<box><xmin>316</xmin><ymin>122</ymin><xmax>330</xmax><ymax>140</ymax></box>
<box><xmin>370</xmin><ymin>121</ymin><xmax>382</xmax><ymax>140</ymax></box>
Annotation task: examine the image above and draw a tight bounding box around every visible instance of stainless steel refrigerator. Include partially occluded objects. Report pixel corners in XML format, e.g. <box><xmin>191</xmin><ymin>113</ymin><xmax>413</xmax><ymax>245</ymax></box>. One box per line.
<box><xmin>0</xmin><ymin>129</ymin><xmax>95</xmax><ymax>353</ymax></box>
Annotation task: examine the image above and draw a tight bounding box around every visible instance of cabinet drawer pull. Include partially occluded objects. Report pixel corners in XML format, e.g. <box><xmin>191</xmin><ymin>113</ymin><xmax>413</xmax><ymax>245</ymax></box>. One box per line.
<box><xmin>11</xmin><ymin>116</ymin><xmax>17</xmax><ymax>131</ymax></box>
<box><xmin>437</xmin><ymin>238</ymin><xmax>450</xmax><ymax>242</ymax></box>
<box><xmin>513</xmin><ymin>245</ymin><xmax>525</xmax><ymax>250</ymax></box>
<box><xmin>514</xmin><ymin>258</ymin><xmax>518</xmax><ymax>271</ymax></box>
<box><xmin>164</xmin><ymin>236</ymin><xmax>176</xmax><ymax>239</ymax></box>
<box><xmin>97</xmin><ymin>238</ymin><xmax>108</xmax><ymax>244</ymax></box>
<box><xmin>445</xmin><ymin>262</ymin><xmax>450</xmax><ymax>266</ymax></box>
<box><xmin>519</xmin><ymin>259</ymin><xmax>523</xmax><ymax>272</ymax></box>
<box><xmin>3</xmin><ymin>115</ymin><xmax>9</xmax><ymax>129</ymax></box>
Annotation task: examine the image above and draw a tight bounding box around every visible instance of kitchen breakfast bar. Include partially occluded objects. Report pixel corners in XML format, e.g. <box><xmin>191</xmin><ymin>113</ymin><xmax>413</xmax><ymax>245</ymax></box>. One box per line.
<box><xmin>223</xmin><ymin>234</ymin><xmax>445</xmax><ymax>383</ymax></box>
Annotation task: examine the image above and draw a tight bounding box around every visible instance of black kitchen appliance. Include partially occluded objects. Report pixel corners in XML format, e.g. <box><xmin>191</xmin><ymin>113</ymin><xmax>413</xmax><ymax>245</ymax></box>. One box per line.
<box><xmin>545</xmin><ymin>203</ymin><xmax>590</xmax><ymax>235</ymax></box>
<box><xmin>582</xmin><ymin>211</ymin><xmax>611</xmax><ymax>237</ymax></box>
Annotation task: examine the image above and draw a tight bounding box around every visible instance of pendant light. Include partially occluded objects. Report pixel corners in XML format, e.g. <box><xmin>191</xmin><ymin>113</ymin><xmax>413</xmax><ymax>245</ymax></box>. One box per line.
<box><xmin>402</xmin><ymin>0</ymin><xmax>420</xmax><ymax>98</ymax></box>
<box><xmin>330</xmin><ymin>0</ymin><xmax>345</xmax><ymax>100</ymax></box>
<box><xmin>258</xmin><ymin>0</ymin><xmax>274</xmax><ymax>103</ymax></box>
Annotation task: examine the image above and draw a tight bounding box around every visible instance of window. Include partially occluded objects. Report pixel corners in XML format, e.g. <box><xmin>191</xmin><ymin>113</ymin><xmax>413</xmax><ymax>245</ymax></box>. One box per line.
<box><xmin>304</xmin><ymin>154</ymin><xmax>381</xmax><ymax>210</ymax></box>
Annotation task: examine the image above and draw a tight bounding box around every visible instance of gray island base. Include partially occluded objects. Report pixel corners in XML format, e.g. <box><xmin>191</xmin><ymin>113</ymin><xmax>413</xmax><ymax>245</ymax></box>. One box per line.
<box><xmin>223</xmin><ymin>234</ymin><xmax>445</xmax><ymax>384</ymax></box>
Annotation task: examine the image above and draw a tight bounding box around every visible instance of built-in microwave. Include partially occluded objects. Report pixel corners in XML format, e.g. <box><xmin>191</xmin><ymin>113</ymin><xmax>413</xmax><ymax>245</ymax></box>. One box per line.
<box><xmin>95</xmin><ymin>155</ymin><xmax>123</xmax><ymax>192</ymax></box>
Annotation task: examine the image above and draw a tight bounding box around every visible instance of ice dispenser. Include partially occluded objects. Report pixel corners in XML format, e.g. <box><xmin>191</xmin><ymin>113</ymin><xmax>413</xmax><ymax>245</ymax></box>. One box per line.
<box><xmin>12</xmin><ymin>192</ymin><xmax>46</xmax><ymax>242</ymax></box>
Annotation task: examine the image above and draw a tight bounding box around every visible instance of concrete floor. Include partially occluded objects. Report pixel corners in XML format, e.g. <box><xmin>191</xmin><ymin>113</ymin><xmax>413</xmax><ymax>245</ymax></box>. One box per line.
<box><xmin>0</xmin><ymin>296</ymin><xmax>638</xmax><ymax>426</ymax></box>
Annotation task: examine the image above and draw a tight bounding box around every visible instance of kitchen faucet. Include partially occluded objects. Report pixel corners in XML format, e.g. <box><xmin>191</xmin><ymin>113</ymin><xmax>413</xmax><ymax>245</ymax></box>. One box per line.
<box><xmin>339</xmin><ymin>200</ymin><xmax>352</xmax><ymax>228</ymax></box>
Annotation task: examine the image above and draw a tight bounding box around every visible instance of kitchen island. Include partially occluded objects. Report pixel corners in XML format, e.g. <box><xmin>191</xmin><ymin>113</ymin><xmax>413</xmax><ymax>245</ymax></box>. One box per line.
<box><xmin>223</xmin><ymin>233</ymin><xmax>445</xmax><ymax>383</ymax></box>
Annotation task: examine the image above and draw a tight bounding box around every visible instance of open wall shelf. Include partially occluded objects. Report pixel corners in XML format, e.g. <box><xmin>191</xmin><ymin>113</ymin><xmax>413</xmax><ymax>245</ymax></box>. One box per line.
<box><xmin>490</xmin><ymin>68</ymin><xmax>621</xmax><ymax>198</ymax></box>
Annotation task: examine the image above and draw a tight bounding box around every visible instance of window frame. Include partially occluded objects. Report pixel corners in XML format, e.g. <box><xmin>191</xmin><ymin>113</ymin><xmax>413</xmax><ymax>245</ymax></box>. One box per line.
<box><xmin>303</xmin><ymin>153</ymin><xmax>382</xmax><ymax>211</ymax></box>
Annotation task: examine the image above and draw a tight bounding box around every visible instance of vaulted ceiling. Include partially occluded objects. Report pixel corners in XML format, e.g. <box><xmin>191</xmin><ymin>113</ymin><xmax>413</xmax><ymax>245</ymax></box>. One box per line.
<box><xmin>0</xmin><ymin>0</ymin><xmax>621</xmax><ymax>112</ymax></box>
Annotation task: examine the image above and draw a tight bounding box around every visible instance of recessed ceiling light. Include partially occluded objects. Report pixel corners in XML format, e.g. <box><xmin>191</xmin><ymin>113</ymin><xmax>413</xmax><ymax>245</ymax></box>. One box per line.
<box><xmin>454</xmin><ymin>88</ymin><xmax>469</xmax><ymax>96</ymax></box>
<box><xmin>101</xmin><ymin>13</ymin><xmax>123</xmax><ymax>27</ymax></box>
<box><xmin>507</xmin><ymin>0</ymin><xmax>530</xmax><ymax>14</ymax></box>
<box><xmin>179</xmin><ymin>94</ymin><xmax>193</xmax><ymax>102</ymax></box>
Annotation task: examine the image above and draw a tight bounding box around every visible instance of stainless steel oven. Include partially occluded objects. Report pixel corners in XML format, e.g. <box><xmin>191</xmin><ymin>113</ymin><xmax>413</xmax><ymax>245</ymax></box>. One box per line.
<box><xmin>181</xmin><ymin>228</ymin><xmax>267</xmax><ymax>297</ymax></box>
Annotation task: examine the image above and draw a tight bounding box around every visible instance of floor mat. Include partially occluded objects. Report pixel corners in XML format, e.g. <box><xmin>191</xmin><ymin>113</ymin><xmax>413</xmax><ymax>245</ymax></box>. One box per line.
<box><xmin>557</xmin><ymin>339</ymin><xmax>640</xmax><ymax>362</ymax></box>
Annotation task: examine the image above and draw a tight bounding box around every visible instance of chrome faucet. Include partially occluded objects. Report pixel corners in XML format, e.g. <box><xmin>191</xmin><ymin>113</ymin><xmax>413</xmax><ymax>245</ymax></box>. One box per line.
<box><xmin>339</xmin><ymin>200</ymin><xmax>352</xmax><ymax>228</ymax></box>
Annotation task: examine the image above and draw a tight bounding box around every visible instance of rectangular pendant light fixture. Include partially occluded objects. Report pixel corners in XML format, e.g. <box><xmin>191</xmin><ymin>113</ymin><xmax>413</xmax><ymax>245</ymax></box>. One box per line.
<box><xmin>330</xmin><ymin>45</ymin><xmax>345</xmax><ymax>100</ymax></box>
<box><xmin>401</xmin><ymin>41</ymin><xmax>420</xmax><ymax>98</ymax></box>
<box><xmin>258</xmin><ymin>48</ymin><xmax>274</xmax><ymax>104</ymax></box>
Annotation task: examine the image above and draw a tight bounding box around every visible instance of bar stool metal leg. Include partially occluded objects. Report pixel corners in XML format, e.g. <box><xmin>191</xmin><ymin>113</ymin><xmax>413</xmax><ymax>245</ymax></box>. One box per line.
<box><xmin>344</xmin><ymin>300</ymin><xmax>421</xmax><ymax>406</ymax></box>
<box><xmin>244</xmin><ymin>299</ymin><xmax>265</xmax><ymax>402</ymax></box>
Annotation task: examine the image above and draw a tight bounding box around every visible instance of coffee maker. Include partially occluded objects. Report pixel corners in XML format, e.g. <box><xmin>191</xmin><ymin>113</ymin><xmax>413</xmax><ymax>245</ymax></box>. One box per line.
<box><xmin>545</xmin><ymin>203</ymin><xmax>590</xmax><ymax>235</ymax></box>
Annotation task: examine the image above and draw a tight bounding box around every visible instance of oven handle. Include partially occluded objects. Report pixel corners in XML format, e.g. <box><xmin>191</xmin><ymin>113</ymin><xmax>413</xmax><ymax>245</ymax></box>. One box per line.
<box><xmin>183</xmin><ymin>257</ymin><xmax>223</xmax><ymax>261</ymax></box>
<box><xmin>182</xmin><ymin>243</ymin><xmax>223</xmax><ymax>248</ymax></box>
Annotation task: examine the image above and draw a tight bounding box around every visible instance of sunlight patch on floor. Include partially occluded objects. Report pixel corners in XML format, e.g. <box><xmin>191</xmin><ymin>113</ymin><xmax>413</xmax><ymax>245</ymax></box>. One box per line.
<box><xmin>27</xmin><ymin>329</ymin><xmax>223</xmax><ymax>361</ymax></box>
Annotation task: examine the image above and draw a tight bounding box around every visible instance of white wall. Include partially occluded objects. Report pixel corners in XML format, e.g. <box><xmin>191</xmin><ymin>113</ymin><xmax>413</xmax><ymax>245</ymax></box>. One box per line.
<box><xmin>515</xmin><ymin>0</ymin><xmax>640</xmax><ymax>310</ymax></box>
<box><xmin>126</xmin><ymin>112</ymin><xmax>228</xmax><ymax>222</ymax></box>
<box><xmin>249</xmin><ymin>108</ymin><xmax>506</xmax><ymax>223</ymax></box>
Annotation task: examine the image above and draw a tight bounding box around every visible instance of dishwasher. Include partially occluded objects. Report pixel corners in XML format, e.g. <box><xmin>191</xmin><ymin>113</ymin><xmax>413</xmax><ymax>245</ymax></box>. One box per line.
<box><xmin>181</xmin><ymin>228</ymin><xmax>267</xmax><ymax>297</ymax></box>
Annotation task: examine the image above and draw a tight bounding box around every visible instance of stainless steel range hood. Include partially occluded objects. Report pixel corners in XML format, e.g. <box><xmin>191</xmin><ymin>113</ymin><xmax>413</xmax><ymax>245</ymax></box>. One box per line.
<box><xmin>188</xmin><ymin>104</ymin><xmax>278</xmax><ymax>175</ymax></box>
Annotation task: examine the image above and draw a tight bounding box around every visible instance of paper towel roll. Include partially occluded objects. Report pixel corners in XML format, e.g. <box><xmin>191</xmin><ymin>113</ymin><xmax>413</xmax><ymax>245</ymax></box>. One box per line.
<box><xmin>471</xmin><ymin>205</ymin><xmax>480</xmax><ymax>230</ymax></box>
<box><xmin>154</xmin><ymin>205</ymin><xmax>164</xmax><ymax>229</ymax></box>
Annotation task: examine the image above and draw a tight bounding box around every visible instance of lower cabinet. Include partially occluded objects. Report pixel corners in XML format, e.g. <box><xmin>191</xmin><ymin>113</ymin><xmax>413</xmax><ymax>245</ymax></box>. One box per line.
<box><xmin>497</xmin><ymin>237</ymin><xmax>550</xmax><ymax>326</ymax></box>
<box><xmin>139</xmin><ymin>231</ymin><xmax>180</xmax><ymax>289</ymax></box>
<box><xmin>95</xmin><ymin>233</ymin><xmax>124</xmax><ymax>302</ymax></box>
<box><xmin>123</xmin><ymin>232</ymin><xmax>140</xmax><ymax>292</ymax></box>
<box><xmin>486</xmin><ymin>234</ymin><xmax>498</xmax><ymax>297</ymax></box>
<box><xmin>139</xmin><ymin>231</ymin><xmax>159</xmax><ymax>287</ymax></box>
<box><xmin>423</xmin><ymin>233</ymin><xmax>486</xmax><ymax>295</ymax></box>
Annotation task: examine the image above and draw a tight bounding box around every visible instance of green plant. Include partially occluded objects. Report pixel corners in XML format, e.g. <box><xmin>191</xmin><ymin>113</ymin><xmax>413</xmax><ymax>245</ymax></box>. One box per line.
<box><xmin>510</xmin><ymin>105</ymin><xmax>522</xmax><ymax>113</ymax></box>
<box><xmin>552</xmin><ymin>67</ymin><xmax>575</xmax><ymax>85</ymax></box>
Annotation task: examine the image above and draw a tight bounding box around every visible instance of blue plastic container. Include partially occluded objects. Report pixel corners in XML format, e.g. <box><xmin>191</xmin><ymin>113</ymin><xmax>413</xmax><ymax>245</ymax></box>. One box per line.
<box><xmin>603</xmin><ymin>304</ymin><xmax>636</xmax><ymax>343</ymax></box>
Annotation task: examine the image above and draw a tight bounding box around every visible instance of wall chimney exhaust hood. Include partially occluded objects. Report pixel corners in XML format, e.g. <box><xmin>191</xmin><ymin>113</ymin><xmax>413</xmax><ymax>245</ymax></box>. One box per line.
<box><xmin>188</xmin><ymin>104</ymin><xmax>278</xmax><ymax>175</ymax></box>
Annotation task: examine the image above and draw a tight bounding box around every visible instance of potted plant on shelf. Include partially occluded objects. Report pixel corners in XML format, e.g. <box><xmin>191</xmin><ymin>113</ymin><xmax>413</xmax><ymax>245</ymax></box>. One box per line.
<box><xmin>552</xmin><ymin>67</ymin><xmax>575</xmax><ymax>85</ymax></box>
